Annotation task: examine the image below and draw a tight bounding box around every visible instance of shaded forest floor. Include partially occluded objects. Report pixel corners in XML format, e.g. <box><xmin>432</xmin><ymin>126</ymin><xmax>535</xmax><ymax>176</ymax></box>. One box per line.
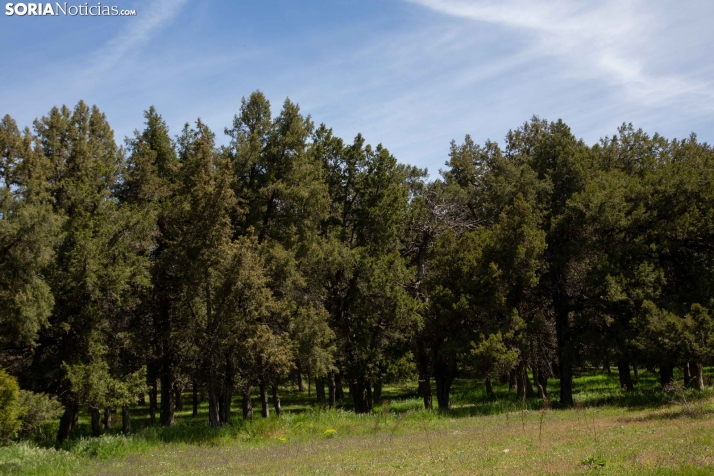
<box><xmin>3</xmin><ymin>369</ymin><xmax>714</xmax><ymax>475</ymax></box>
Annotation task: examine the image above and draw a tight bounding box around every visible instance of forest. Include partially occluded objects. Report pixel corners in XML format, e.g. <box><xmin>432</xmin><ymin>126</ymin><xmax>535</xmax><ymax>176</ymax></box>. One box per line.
<box><xmin>1</xmin><ymin>90</ymin><xmax>714</xmax><ymax>449</ymax></box>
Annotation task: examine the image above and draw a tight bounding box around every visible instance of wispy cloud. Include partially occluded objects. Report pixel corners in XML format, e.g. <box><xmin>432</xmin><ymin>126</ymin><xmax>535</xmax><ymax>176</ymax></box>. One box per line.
<box><xmin>77</xmin><ymin>0</ymin><xmax>189</xmax><ymax>89</ymax></box>
<box><xmin>406</xmin><ymin>0</ymin><xmax>714</xmax><ymax>108</ymax></box>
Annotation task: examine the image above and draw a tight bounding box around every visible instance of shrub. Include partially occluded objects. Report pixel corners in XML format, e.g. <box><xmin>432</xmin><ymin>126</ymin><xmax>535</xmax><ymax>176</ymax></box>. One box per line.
<box><xmin>18</xmin><ymin>390</ymin><xmax>64</xmax><ymax>437</ymax></box>
<box><xmin>0</xmin><ymin>368</ymin><xmax>22</xmax><ymax>445</ymax></box>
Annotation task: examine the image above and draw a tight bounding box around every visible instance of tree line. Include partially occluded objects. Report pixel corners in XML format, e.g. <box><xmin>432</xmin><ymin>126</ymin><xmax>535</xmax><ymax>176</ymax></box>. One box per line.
<box><xmin>1</xmin><ymin>92</ymin><xmax>713</xmax><ymax>443</ymax></box>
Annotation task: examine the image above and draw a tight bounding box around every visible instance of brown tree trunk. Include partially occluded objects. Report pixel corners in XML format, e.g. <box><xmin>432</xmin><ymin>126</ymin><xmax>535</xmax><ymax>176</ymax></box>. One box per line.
<box><xmin>434</xmin><ymin>358</ymin><xmax>455</xmax><ymax>411</ymax></box>
<box><xmin>160</xmin><ymin>369</ymin><xmax>175</xmax><ymax>426</ymax></box>
<box><xmin>373</xmin><ymin>378</ymin><xmax>383</xmax><ymax>406</ymax></box>
<box><xmin>218</xmin><ymin>394</ymin><xmax>225</xmax><ymax>424</ymax></box>
<box><xmin>690</xmin><ymin>361</ymin><xmax>704</xmax><ymax>391</ymax></box>
<box><xmin>660</xmin><ymin>362</ymin><xmax>674</xmax><ymax>389</ymax></box>
<box><xmin>485</xmin><ymin>376</ymin><xmax>494</xmax><ymax>397</ymax></box>
<box><xmin>174</xmin><ymin>386</ymin><xmax>183</xmax><ymax>412</ymax></box>
<box><xmin>554</xmin><ymin>277</ymin><xmax>574</xmax><ymax>406</ymax></box>
<box><xmin>192</xmin><ymin>382</ymin><xmax>199</xmax><ymax>417</ymax></box>
<box><xmin>335</xmin><ymin>373</ymin><xmax>344</xmax><ymax>402</ymax></box>
<box><xmin>57</xmin><ymin>399</ymin><xmax>78</xmax><ymax>444</ymax></box>
<box><xmin>617</xmin><ymin>359</ymin><xmax>634</xmax><ymax>392</ymax></box>
<box><xmin>297</xmin><ymin>365</ymin><xmax>305</xmax><ymax>392</ymax></box>
<box><xmin>633</xmin><ymin>363</ymin><xmax>639</xmax><ymax>380</ymax></box>
<box><xmin>352</xmin><ymin>379</ymin><xmax>372</xmax><ymax>413</ymax></box>
<box><xmin>508</xmin><ymin>369</ymin><xmax>517</xmax><ymax>392</ymax></box>
<box><xmin>328</xmin><ymin>371</ymin><xmax>336</xmax><ymax>408</ymax></box>
<box><xmin>149</xmin><ymin>376</ymin><xmax>158</xmax><ymax>425</ymax></box>
<box><xmin>416</xmin><ymin>347</ymin><xmax>432</xmax><ymax>409</ymax></box>
<box><xmin>516</xmin><ymin>365</ymin><xmax>525</xmax><ymax>399</ymax></box>
<box><xmin>421</xmin><ymin>376</ymin><xmax>433</xmax><ymax>409</ymax></box>
<box><xmin>103</xmin><ymin>407</ymin><xmax>112</xmax><ymax>430</ymax></box>
<box><xmin>259</xmin><ymin>376</ymin><xmax>270</xmax><ymax>418</ymax></box>
<box><xmin>316</xmin><ymin>377</ymin><xmax>326</xmax><ymax>404</ymax></box>
<box><xmin>121</xmin><ymin>404</ymin><xmax>131</xmax><ymax>434</ymax></box>
<box><xmin>524</xmin><ymin>366</ymin><xmax>536</xmax><ymax>398</ymax></box>
<box><xmin>242</xmin><ymin>387</ymin><xmax>253</xmax><ymax>420</ymax></box>
<box><xmin>536</xmin><ymin>368</ymin><xmax>548</xmax><ymax>398</ymax></box>
<box><xmin>91</xmin><ymin>407</ymin><xmax>102</xmax><ymax>437</ymax></box>
<box><xmin>272</xmin><ymin>385</ymin><xmax>281</xmax><ymax>416</ymax></box>
<box><xmin>222</xmin><ymin>355</ymin><xmax>234</xmax><ymax>425</ymax></box>
<box><xmin>683</xmin><ymin>363</ymin><xmax>692</xmax><ymax>387</ymax></box>
<box><xmin>208</xmin><ymin>366</ymin><xmax>220</xmax><ymax>429</ymax></box>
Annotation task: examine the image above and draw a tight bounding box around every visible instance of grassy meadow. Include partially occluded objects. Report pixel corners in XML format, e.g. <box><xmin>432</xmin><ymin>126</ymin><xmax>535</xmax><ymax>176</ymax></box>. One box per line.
<box><xmin>2</xmin><ymin>369</ymin><xmax>714</xmax><ymax>475</ymax></box>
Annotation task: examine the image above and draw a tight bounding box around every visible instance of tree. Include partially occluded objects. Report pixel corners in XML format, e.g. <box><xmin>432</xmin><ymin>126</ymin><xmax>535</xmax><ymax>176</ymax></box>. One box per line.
<box><xmin>0</xmin><ymin>115</ymin><xmax>60</xmax><ymax>349</ymax></box>
<box><xmin>21</xmin><ymin>102</ymin><xmax>151</xmax><ymax>442</ymax></box>
<box><xmin>0</xmin><ymin>368</ymin><xmax>22</xmax><ymax>445</ymax></box>
<box><xmin>63</xmin><ymin>342</ymin><xmax>146</xmax><ymax>436</ymax></box>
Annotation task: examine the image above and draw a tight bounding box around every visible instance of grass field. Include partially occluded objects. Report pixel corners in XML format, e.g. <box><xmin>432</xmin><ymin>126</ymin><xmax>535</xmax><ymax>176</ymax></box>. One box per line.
<box><xmin>2</xmin><ymin>369</ymin><xmax>714</xmax><ymax>475</ymax></box>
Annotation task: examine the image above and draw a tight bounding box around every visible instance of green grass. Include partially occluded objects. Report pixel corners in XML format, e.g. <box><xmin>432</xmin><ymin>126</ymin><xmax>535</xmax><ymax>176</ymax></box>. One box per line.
<box><xmin>2</xmin><ymin>368</ymin><xmax>714</xmax><ymax>475</ymax></box>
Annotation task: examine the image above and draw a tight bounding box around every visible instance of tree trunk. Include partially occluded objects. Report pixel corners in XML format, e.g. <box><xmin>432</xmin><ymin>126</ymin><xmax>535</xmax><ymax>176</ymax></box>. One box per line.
<box><xmin>222</xmin><ymin>355</ymin><xmax>234</xmax><ymax>425</ymax></box>
<box><xmin>208</xmin><ymin>366</ymin><xmax>220</xmax><ymax>429</ymax></box>
<box><xmin>617</xmin><ymin>359</ymin><xmax>634</xmax><ymax>392</ymax></box>
<box><xmin>690</xmin><ymin>361</ymin><xmax>704</xmax><ymax>391</ymax></box>
<box><xmin>508</xmin><ymin>369</ymin><xmax>517</xmax><ymax>392</ymax></box>
<box><xmin>297</xmin><ymin>366</ymin><xmax>305</xmax><ymax>392</ymax></box>
<box><xmin>421</xmin><ymin>376</ymin><xmax>433</xmax><ymax>409</ymax></box>
<box><xmin>218</xmin><ymin>393</ymin><xmax>225</xmax><ymax>424</ymax></box>
<box><xmin>433</xmin><ymin>358</ymin><xmax>455</xmax><ymax>411</ymax></box>
<box><xmin>485</xmin><ymin>376</ymin><xmax>494</xmax><ymax>397</ymax></box>
<box><xmin>335</xmin><ymin>373</ymin><xmax>344</xmax><ymax>402</ymax></box>
<box><xmin>103</xmin><ymin>407</ymin><xmax>112</xmax><ymax>430</ymax></box>
<box><xmin>603</xmin><ymin>352</ymin><xmax>611</xmax><ymax>374</ymax></box>
<box><xmin>158</xmin><ymin>299</ymin><xmax>175</xmax><ymax>426</ymax></box>
<box><xmin>516</xmin><ymin>365</ymin><xmax>525</xmax><ymax>399</ymax></box>
<box><xmin>373</xmin><ymin>378</ymin><xmax>383</xmax><ymax>406</ymax></box>
<box><xmin>352</xmin><ymin>379</ymin><xmax>371</xmax><ymax>413</ymax></box>
<box><xmin>272</xmin><ymin>385</ymin><xmax>282</xmax><ymax>416</ymax></box>
<box><xmin>121</xmin><ymin>404</ymin><xmax>131</xmax><ymax>434</ymax></box>
<box><xmin>242</xmin><ymin>387</ymin><xmax>253</xmax><ymax>420</ymax></box>
<box><xmin>660</xmin><ymin>362</ymin><xmax>674</xmax><ymax>389</ymax></box>
<box><xmin>138</xmin><ymin>393</ymin><xmax>146</xmax><ymax>406</ymax></box>
<box><xmin>536</xmin><ymin>368</ymin><xmax>548</xmax><ymax>398</ymax></box>
<box><xmin>192</xmin><ymin>382</ymin><xmax>199</xmax><ymax>417</ymax></box>
<box><xmin>683</xmin><ymin>363</ymin><xmax>692</xmax><ymax>387</ymax></box>
<box><xmin>557</xmin><ymin>354</ymin><xmax>573</xmax><ymax>405</ymax></box>
<box><xmin>91</xmin><ymin>407</ymin><xmax>102</xmax><ymax>437</ymax></box>
<box><xmin>57</xmin><ymin>399</ymin><xmax>78</xmax><ymax>444</ymax></box>
<box><xmin>174</xmin><ymin>386</ymin><xmax>183</xmax><ymax>412</ymax></box>
<box><xmin>160</xmin><ymin>369</ymin><xmax>175</xmax><ymax>426</ymax></box>
<box><xmin>307</xmin><ymin>374</ymin><xmax>312</xmax><ymax>397</ymax></box>
<box><xmin>259</xmin><ymin>376</ymin><xmax>270</xmax><ymax>418</ymax></box>
<box><xmin>149</xmin><ymin>374</ymin><xmax>158</xmax><ymax>425</ymax></box>
<box><xmin>328</xmin><ymin>371</ymin><xmax>336</xmax><ymax>408</ymax></box>
<box><xmin>554</xmin><ymin>278</ymin><xmax>574</xmax><ymax>406</ymax></box>
<box><xmin>316</xmin><ymin>377</ymin><xmax>326</xmax><ymax>404</ymax></box>
<box><xmin>633</xmin><ymin>363</ymin><xmax>639</xmax><ymax>380</ymax></box>
<box><xmin>416</xmin><ymin>348</ymin><xmax>432</xmax><ymax>409</ymax></box>
<box><xmin>523</xmin><ymin>366</ymin><xmax>536</xmax><ymax>398</ymax></box>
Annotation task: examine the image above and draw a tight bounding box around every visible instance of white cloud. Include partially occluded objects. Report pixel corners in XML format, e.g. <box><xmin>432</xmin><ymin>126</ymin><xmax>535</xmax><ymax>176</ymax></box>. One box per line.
<box><xmin>405</xmin><ymin>0</ymin><xmax>714</xmax><ymax>108</ymax></box>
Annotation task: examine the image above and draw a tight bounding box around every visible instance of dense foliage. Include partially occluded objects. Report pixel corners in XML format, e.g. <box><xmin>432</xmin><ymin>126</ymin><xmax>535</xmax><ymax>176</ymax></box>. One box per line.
<box><xmin>1</xmin><ymin>93</ymin><xmax>713</xmax><ymax>444</ymax></box>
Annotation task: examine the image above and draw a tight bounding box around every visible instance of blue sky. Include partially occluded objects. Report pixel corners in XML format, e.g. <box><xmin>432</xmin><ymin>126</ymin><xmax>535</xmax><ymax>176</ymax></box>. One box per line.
<box><xmin>2</xmin><ymin>0</ymin><xmax>714</xmax><ymax>174</ymax></box>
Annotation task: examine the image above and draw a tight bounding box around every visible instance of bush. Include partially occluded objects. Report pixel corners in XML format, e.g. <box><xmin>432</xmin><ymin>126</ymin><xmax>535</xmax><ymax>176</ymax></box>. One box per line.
<box><xmin>18</xmin><ymin>390</ymin><xmax>64</xmax><ymax>437</ymax></box>
<box><xmin>0</xmin><ymin>368</ymin><xmax>22</xmax><ymax>445</ymax></box>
